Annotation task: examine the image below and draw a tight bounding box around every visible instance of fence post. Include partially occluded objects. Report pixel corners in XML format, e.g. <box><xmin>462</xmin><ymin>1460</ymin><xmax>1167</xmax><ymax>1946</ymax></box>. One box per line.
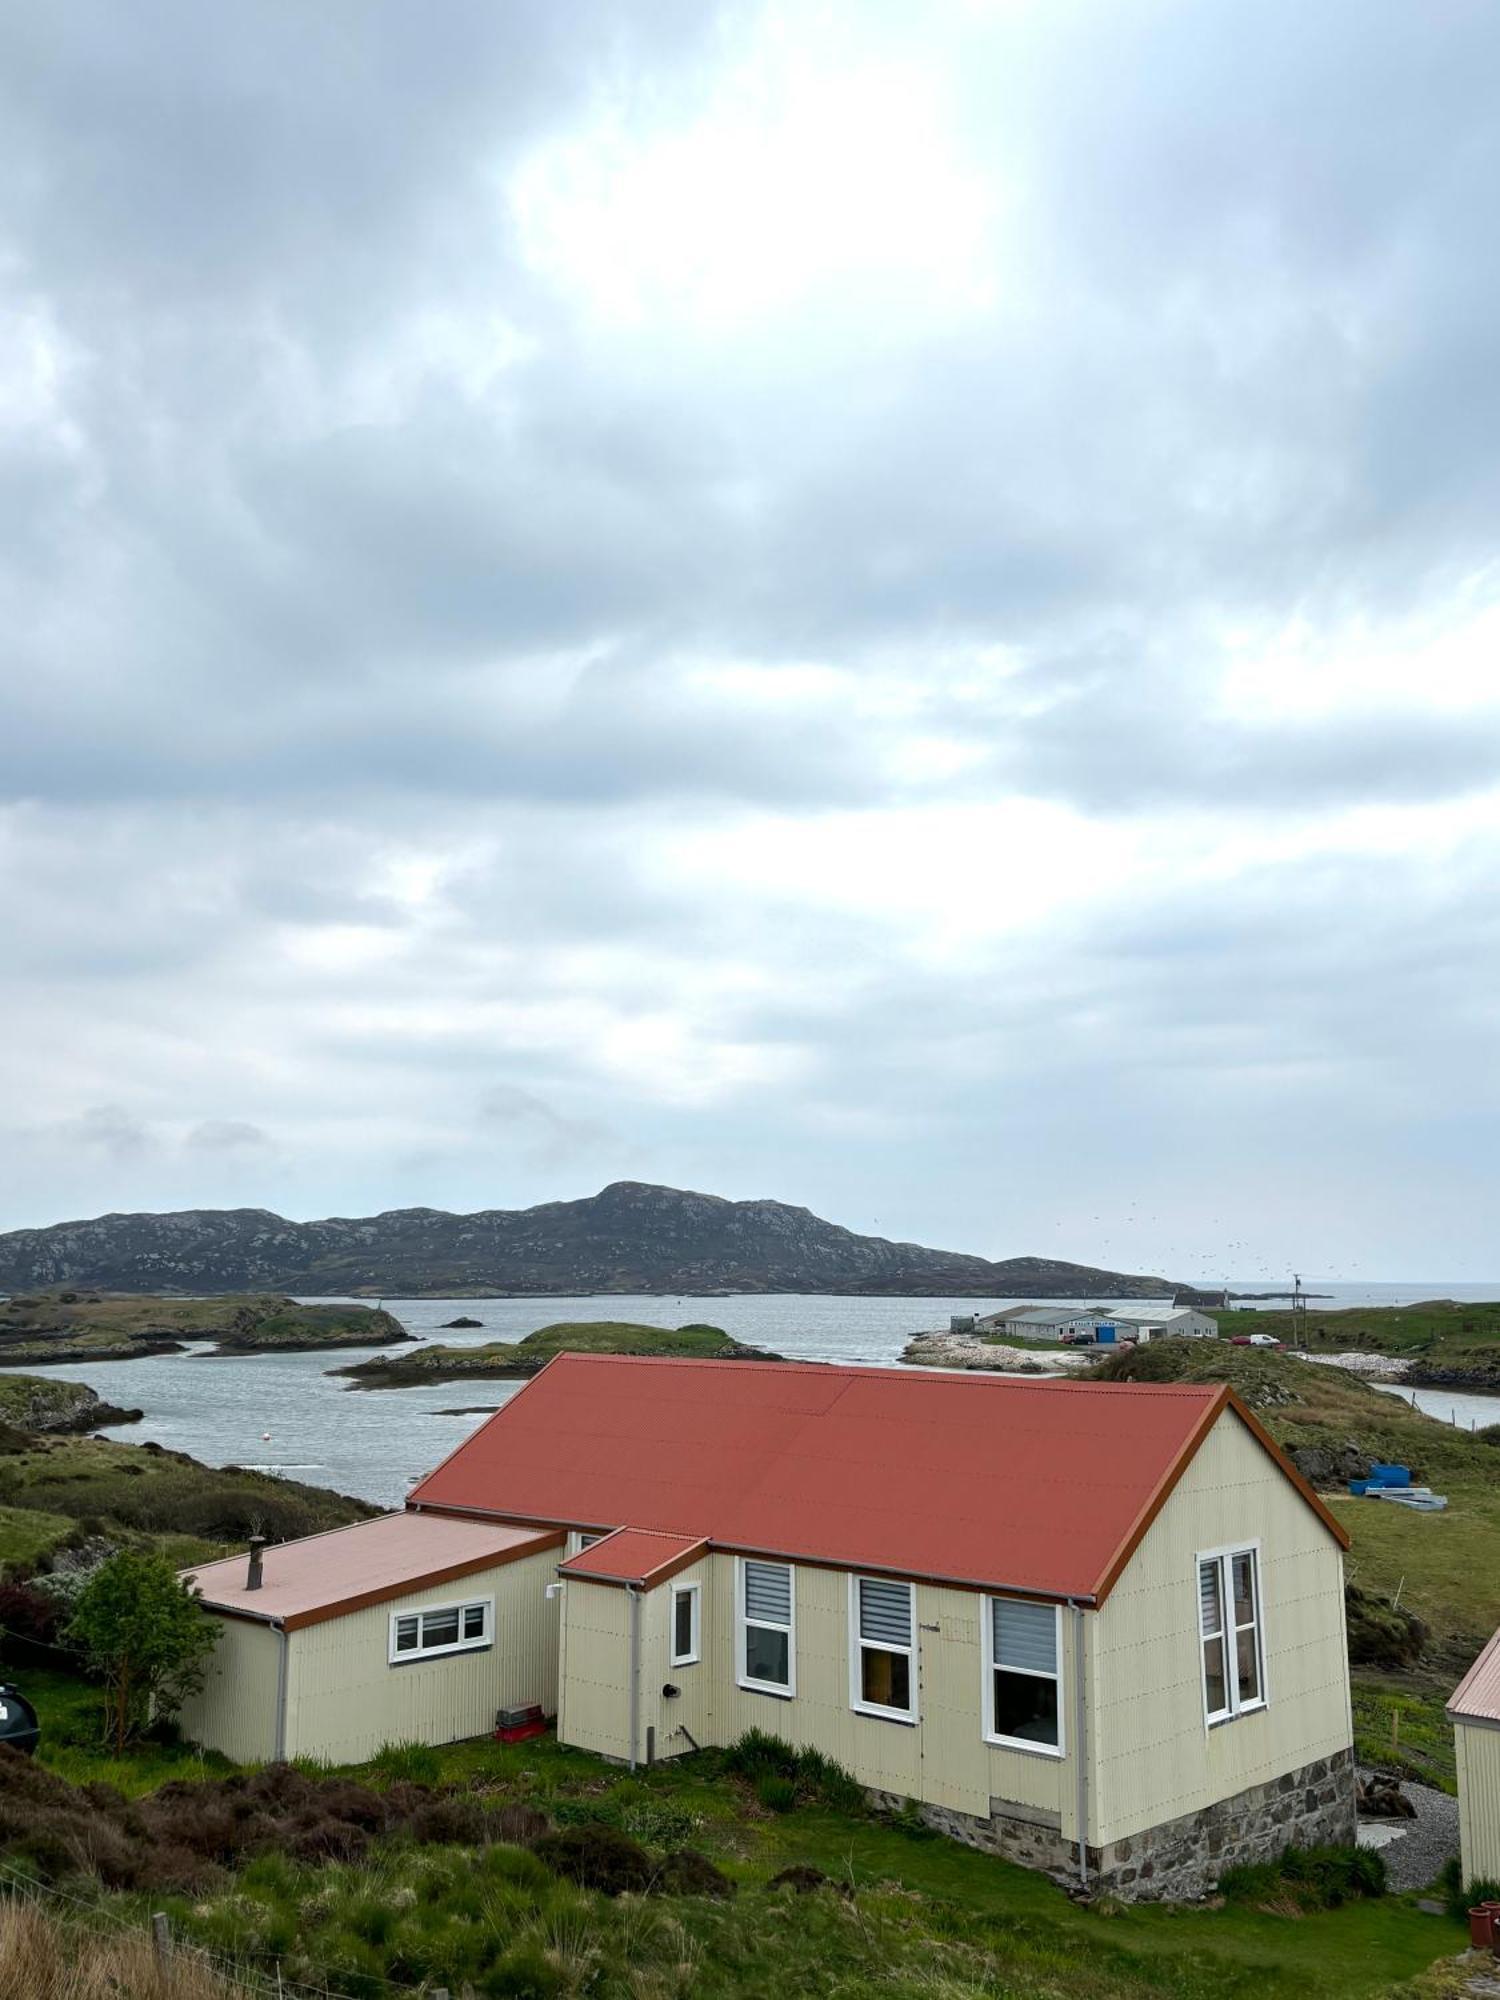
<box><xmin>151</xmin><ymin>1909</ymin><xmax>170</xmax><ymax>1975</ymax></box>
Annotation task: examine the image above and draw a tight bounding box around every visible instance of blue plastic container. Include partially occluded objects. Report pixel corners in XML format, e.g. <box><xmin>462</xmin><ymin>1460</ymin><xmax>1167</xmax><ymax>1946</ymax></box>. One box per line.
<box><xmin>1370</xmin><ymin>1462</ymin><xmax>1411</xmax><ymax>1488</ymax></box>
<box><xmin>1348</xmin><ymin>1480</ymin><xmax>1369</xmax><ymax>1496</ymax></box>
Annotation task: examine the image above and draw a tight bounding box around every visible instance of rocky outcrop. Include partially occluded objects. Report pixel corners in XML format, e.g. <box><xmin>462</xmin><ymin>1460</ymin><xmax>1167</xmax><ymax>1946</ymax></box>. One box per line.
<box><xmin>0</xmin><ymin>1376</ymin><xmax>140</xmax><ymax>1435</ymax></box>
<box><xmin>0</xmin><ymin>1183</ymin><xmax>1189</xmax><ymax>1300</ymax></box>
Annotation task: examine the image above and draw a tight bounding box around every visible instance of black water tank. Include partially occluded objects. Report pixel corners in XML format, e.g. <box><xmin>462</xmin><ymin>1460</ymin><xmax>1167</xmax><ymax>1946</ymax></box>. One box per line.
<box><xmin>0</xmin><ymin>1686</ymin><xmax>40</xmax><ymax>1756</ymax></box>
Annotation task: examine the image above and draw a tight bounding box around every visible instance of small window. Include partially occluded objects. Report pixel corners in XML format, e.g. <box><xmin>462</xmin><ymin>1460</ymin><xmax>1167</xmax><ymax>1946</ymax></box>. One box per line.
<box><xmin>738</xmin><ymin>1559</ymin><xmax>794</xmax><ymax>1694</ymax></box>
<box><xmin>388</xmin><ymin>1598</ymin><xmax>492</xmax><ymax>1664</ymax></box>
<box><xmin>671</xmin><ymin>1582</ymin><xmax>701</xmax><ymax>1666</ymax></box>
<box><xmin>569</xmin><ymin>1531</ymin><xmax>604</xmax><ymax>1556</ymax></box>
<box><xmin>1199</xmin><ymin>1547</ymin><xmax>1263</xmax><ymax>1723</ymax></box>
<box><xmin>850</xmin><ymin>1576</ymin><xmax>917</xmax><ymax>1720</ymax></box>
<box><xmin>984</xmin><ymin>1596</ymin><xmax>1061</xmax><ymax>1754</ymax></box>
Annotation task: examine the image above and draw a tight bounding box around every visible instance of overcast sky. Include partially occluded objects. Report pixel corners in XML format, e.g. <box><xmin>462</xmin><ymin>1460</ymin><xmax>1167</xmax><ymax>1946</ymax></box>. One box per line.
<box><xmin>3</xmin><ymin>2</ymin><xmax>1499</xmax><ymax>1281</ymax></box>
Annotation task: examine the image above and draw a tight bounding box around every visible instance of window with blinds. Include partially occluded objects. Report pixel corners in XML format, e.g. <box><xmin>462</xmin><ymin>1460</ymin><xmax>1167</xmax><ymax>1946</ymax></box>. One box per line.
<box><xmin>388</xmin><ymin>1598</ymin><xmax>491</xmax><ymax>1664</ymax></box>
<box><xmin>850</xmin><ymin>1576</ymin><xmax>917</xmax><ymax>1718</ymax></box>
<box><xmin>984</xmin><ymin>1596</ymin><xmax>1061</xmax><ymax>1752</ymax></box>
<box><xmin>738</xmin><ymin>1560</ymin><xmax>794</xmax><ymax>1693</ymax></box>
<box><xmin>1198</xmin><ymin>1547</ymin><xmax>1263</xmax><ymax>1723</ymax></box>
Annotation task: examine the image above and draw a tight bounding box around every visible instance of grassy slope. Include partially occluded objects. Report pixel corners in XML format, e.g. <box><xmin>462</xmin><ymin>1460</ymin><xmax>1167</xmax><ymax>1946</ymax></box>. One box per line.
<box><xmin>1223</xmin><ymin>1299</ymin><xmax>1500</xmax><ymax>1380</ymax></box>
<box><xmin>0</xmin><ymin>1434</ymin><xmax>373</xmax><ymax>1555</ymax></box>
<box><xmin>15</xmin><ymin>1672</ymin><xmax>1458</xmax><ymax>1999</ymax></box>
<box><xmin>1089</xmin><ymin>1341</ymin><xmax>1497</xmax><ymax>1790</ymax></box>
<box><xmin>340</xmin><ymin>1319</ymin><xmax>756</xmax><ymax>1386</ymax></box>
<box><xmin>0</xmin><ymin>1293</ymin><xmax>408</xmax><ymax>1364</ymax></box>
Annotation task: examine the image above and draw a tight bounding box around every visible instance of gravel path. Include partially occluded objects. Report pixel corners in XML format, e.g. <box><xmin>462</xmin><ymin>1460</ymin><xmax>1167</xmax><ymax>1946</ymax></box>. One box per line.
<box><xmin>1357</xmin><ymin>1768</ymin><xmax>1461</xmax><ymax>1891</ymax></box>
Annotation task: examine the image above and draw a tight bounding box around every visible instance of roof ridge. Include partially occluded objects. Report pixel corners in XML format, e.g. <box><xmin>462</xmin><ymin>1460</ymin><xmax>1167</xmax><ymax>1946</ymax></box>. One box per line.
<box><xmin>548</xmin><ymin>1351</ymin><xmax>1220</xmax><ymax>1396</ymax></box>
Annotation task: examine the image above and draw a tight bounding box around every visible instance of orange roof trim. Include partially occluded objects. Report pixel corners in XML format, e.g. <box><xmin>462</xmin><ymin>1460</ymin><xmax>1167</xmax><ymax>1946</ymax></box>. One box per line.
<box><xmin>1449</xmin><ymin>1625</ymin><xmax>1500</xmax><ymax>1724</ymax></box>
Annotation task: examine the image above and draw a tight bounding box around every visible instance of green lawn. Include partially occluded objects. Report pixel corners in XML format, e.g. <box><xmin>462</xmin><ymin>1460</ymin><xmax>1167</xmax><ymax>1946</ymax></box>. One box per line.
<box><xmin>11</xmin><ymin>1665</ymin><xmax>1462</xmax><ymax>1999</ymax></box>
<box><xmin>1221</xmin><ymin>1300</ymin><xmax>1500</xmax><ymax>1379</ymax></box>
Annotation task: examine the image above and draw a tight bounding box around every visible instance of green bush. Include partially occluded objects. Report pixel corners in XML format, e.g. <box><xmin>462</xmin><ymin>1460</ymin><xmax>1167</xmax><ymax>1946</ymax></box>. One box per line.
<box><xmin>1220</xmin><ymin>1842</ymin><xmax>1386</xmax><ymax>1910</ymax></box>
<box><xmin>755</xmin><ymin>1772</ymin><xmax>797</xmax><ymax>1813</ymax></box>
<box><xmin>724</xmin><ymin>1729</ymin><xmax>865</xmax><ymax>1814</ymax></box>
<box><xmin>1438</xmin><ymin>1854</ymin><xmax>1500</xmax><ymax>1920</ymax></box>
<box><xmin>724</xmin><ymin>1727</ymin><xmax>798</xmax><ymax>1782</ymax></box>
<box><xmin>369</xmin><ymin>1740</ymin><xmax>442</xmax><ymax>1784</ymax></box>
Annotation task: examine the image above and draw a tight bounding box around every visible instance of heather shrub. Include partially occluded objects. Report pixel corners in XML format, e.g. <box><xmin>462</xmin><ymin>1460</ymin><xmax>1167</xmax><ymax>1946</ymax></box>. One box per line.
<box><xmin>532</xmin><ymin>1822</ymin><xmax>656</xmax><ymax>1895</ymax></box>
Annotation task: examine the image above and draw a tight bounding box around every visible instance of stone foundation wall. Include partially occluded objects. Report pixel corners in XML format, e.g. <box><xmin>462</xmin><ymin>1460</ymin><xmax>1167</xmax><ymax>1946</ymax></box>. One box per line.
<box><xmin>869</xmin><ymin>1746</ymin><xmax>1356</xmax><ymax>1903</ymax></box>
<box><xmin>1095</xmin><ymin>1746</ymin><xmax>1357</xmax><ymax>1901</ymax></box>
<box><xmin>867</xmin><ymin>1789</ymin><xmax>1078</xmax><ymax>1879</ymax></box>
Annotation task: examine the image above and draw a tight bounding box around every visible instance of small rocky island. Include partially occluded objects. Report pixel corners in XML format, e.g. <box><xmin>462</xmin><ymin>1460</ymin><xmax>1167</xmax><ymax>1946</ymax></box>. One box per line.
<box><xmin>337</xmin><ymin>1319</ymin><xmax>773</xmax><ymax>1388</ymax></box>
<box><xmin>0</xmin><ymin>1292</ymin><xmax>411</xmax><ymax>1366</ymax></box>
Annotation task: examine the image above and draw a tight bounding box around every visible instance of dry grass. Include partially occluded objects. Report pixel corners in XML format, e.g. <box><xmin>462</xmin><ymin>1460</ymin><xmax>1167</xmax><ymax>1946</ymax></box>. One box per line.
<box><xmin>0</xmin><ymin>1898</ymin><xmax>249</xmax><ymax>1996</ymax></box>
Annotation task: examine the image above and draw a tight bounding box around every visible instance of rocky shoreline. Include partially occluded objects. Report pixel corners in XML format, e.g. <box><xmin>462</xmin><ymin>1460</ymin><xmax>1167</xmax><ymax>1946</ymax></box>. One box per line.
<box><xmin>900</xmin><ymin>1332</ymin><xmax>1091</xmax><ymax>1374</ymax></box>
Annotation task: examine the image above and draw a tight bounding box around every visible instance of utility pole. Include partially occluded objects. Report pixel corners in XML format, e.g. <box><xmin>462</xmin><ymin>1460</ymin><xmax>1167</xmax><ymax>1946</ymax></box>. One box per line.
<box><xmin>1291</xmin><ymin>1273</ymin><xmax>1307</xmax><ymax>1350</ymax></box>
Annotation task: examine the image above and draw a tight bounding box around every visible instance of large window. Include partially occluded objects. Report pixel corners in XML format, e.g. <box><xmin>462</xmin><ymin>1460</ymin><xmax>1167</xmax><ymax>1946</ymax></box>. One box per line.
<box><xmin>850</xmin><ymin>1576</ymin><xmax>917</xmax><ymax>1720</ymax></box>
<box><xmin>1198</xmin><ymin>1546</ymin><xmax>1263</xmax><ymax>1724</ymax></box>
<box><xmin>983</xmin><ymin>1596</ymin><xmax>1062</xmax><ymax>1754</ymax></box>
<box><xmin>389</xmin><ymin>1597</ymin><xmax>491</xmax><ymax>1664</ymax></box>
<box><xmin>738</xmin><ymin>1559</ymin><xmax>795</xmax><ymax>1695</ymax></box>
<box><xmin>671</xmin><ymin>1582</ymin><xmax>701</xmax><ymax>1667</ymax></box>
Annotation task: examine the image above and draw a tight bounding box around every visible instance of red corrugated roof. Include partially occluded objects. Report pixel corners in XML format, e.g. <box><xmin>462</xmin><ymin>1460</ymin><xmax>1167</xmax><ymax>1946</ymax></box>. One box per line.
<box><xmin>1449</xmin><ymin>1626</ymin><xmax>1500</xmax><ymax>1723</ymax></box>
<box><xmin>409</xmin><ymin>1355</ymin><xmax>1344</xmax><ymax>1602</ymax></box>
<box><xmin>559</xmin><ymin>1527</ymin><xmax>707</xmax><ymax>1586</ymax></box>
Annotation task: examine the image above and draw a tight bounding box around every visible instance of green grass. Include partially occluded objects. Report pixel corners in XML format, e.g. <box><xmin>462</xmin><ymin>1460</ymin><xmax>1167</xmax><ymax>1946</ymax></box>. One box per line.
<box><xmin>340</xmin><ymin>1319</ymin><xmax>755</xmax><ymax>1386</ymax></box>
<box><xmin>0</xmin><ymin>1293</ymin><xmax>406</xmax><ymax>1364</ymax></box>
<box><xmin>0</xmin><ymin>1503</ymin><xmax>78</xmax><ymax>1572</ymax></box>
<box><xmin>1221</xmin><ymin>1299</ymin><xmax>1500</xmax><ymax>1379</ymax></box>
<box><xmin>0</xmin><ymin>1433</ymin><xmax>374</xmax><ymax>1546</ymax></box>
<box><xmin>143</xmin><ymin>1759</ymin><xmax>1455</xmax><ymax>2000</ymax></box>
<box><xmin>6</xmin><ymin>1669</ymin><xmax>1463</xmax><ymax>1997</ymax></box>
<box><xmin>1351</xmin><ymin>1676</ymin><xmax>1459</xmax><ymax>1793</ymax></box>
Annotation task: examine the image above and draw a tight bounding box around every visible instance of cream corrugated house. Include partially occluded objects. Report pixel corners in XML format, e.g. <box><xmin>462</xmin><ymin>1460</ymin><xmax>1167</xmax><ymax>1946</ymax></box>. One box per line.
<box><xmin>1449</xmin><ymin>1628</ymin><xmax>1500</xmax><ymax>1885</ymax></box>
<box><xmin>181</xmin><ymin>1355</ymin><xmax>1353</xmax><ymax>1900</ymax></box>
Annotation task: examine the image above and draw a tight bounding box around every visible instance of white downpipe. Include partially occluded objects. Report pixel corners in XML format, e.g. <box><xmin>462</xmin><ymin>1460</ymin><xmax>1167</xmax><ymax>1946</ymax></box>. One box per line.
<box><xmin>1070</xmin><ymin>1601</ymin><xmax>1088</xmax><ymax>1890</ymax></box>
<box><xmin>273</xmin><ymin>1625</ymin><xmax>290</xmax><ymax>1763</ymax></box>
<box><xmin>627</xmin><ymin>1586</ymin><xmax>641</xmax><ymax>1772</ymax></box>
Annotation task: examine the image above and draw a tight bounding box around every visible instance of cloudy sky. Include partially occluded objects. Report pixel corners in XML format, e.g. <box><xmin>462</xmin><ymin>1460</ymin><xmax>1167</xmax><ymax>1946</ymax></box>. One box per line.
<box><xmin>3</xmin><ymin>1</ymin><xmax>1499</xmax><ymax>1281</ymax></box>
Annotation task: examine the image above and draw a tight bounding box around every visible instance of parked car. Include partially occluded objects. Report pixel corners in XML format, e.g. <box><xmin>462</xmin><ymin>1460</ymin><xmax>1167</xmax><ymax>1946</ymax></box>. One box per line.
<box><xmin>1233</xmin><ymin>1332</ymin><xmax>1284</xmax><ymax>1349</ymax></box>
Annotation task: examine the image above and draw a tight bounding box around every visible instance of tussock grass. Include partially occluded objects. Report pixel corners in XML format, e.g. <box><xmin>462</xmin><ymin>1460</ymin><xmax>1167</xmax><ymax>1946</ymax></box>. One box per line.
<box><xmin>0</xmin><ymin>1900</ymin><xmax>246</xmax><ymax>1997</ymax></box>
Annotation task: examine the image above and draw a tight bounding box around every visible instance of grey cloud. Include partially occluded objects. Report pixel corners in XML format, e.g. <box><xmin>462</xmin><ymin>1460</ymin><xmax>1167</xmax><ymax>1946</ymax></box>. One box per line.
<box><xmin>186</xmin><ymin>1120</ymin><xmax>271</xmax><ymax>1152</ymax></box>
<box><xmin>5</xmin><ymin>2</ymin><xmax>1500</xmax><ymax>1271</ymax></box>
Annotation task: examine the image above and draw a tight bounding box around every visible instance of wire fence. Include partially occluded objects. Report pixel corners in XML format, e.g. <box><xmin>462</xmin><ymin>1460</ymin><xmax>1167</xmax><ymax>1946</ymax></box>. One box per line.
<box><xmin>0</xmin><ymin>1860</ymin><xmax>444</xmax><ymax>2000</ymax></box>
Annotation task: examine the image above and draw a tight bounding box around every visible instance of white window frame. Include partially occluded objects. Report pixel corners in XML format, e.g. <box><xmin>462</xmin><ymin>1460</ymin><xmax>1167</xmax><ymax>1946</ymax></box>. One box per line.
<box><xmin>1196</xmin><ymin>1540</ymin><xmax>1267</xmax><ymax>1728</ymax></box>
<box><xmin>736</xmin><ymin>1556</ymin><xmax>796</xmax><ymax>1697</ymax></box>
<box><xmin>567</xmin><ymin>1530</ymin><xmax>606</xmax><ymax>1557</ymax></box>
<box><xmin>981</xmin><ymin>1596</ymin><xmax>1064</xmax><ymax>1758</ymax></box>
<box><xmin>670</xmin><ymin>1581</ymin><xmax>702</xmax><ymax>1667</ymax></box>
<box><xmin>388</xmin><ymin>1594</ymin><xmax>493</xmax><ymax>1665</ymax></box>
<box><xmin>848</xmin><ymin>1574</ymin><xmax>918</xmax><ymax>1723</ymax></box>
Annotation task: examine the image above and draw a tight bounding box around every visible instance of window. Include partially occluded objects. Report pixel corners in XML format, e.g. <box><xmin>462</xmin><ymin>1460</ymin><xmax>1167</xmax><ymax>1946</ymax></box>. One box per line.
<box><xmin>850</xmin><ymin>1576</ymin><xmax>917</xmax><ymax>1720</ymax></box>
<box><xmin>983</xmin><ymin>1596</ymin><xmax>1062</xmax><ymax>1754</ymax></box>
<box><xmin>568</xmin><ymin>1530</ymin><xmax>605</xmax><ymax>1556</ymax></box>
<box><xmin>388</xmin><ymin>1597</ymin><xmax>492</xmax><ymax>1663</ymax></box>
<box><xmin>671</xmin><ymin>1582</ymin><xmax>701</xmax><ymax>1667</ymax></box>
<box><xmin>1198</xmin><ymin>1546</ymin><xmax>1263</xmax><ymax>1724</ymax></box>
<box><xmin>737</xmin><ymin>1559</ymin><xmax>794</xmax><ymax>1694</ymax></box>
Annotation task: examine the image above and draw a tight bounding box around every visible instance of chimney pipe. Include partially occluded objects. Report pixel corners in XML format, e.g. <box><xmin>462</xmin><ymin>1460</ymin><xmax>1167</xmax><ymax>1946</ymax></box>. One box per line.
<box><xmin>246</xmin><ymin>1536</ymin><xmax>266</xmax><ymax>1591</ymax></box>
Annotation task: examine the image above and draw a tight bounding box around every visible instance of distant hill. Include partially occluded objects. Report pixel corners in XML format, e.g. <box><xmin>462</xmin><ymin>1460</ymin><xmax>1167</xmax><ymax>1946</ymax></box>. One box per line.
<box><xmin>0</xmin><ymin>1181</ymin><xmax>1189</xmax><ymax>1300</ymax></box>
